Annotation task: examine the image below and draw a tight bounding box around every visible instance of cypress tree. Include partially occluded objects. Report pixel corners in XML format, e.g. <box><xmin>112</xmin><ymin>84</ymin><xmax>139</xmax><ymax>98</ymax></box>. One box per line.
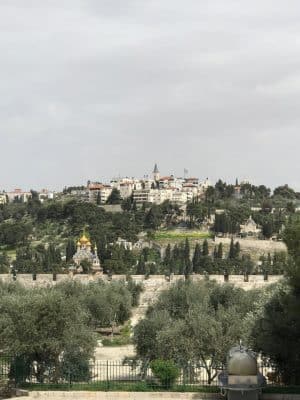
<box><xmin>106</xmin><ymin>188</ymin><xmax>122</xmax><ymax>204</ymax></box>
<box><xmin>234</xmin><ymin>241</ymin><xmax>240</xmax><ymax>259</ymax></box>
<box><xmin>48</xmin><ymin>244</ymin><xmax>57</xmax><ymax>263</ymax></box>
<box><xmin>132</xmin><ymin>201</ymin><xmax>137</xmax><ymax>212</ymax></box>
<box><xmin>96</xmin><ymin>191</ymin><xmax>101</xmax><ymax>205</ymax></box>
<box><xmin>217</xmin><ymin>243</ymin><xmax>223</xmax><ymax>259</ymax></box>
<box><xmin>192</xmin><ymin>243</ymin><xmax>202</xmax><ymax>273</ymax></box>
<box><xmin>184</xmin><ymin>259</ymin><xmax>193</xmax><ymax>279</ymax></box>
<box><xmin>214</xmin><ymin>214</ymin><xmax>220</xmax><ymax>233</ymax></box>
<box><xmin>184</xmin><ymin>238</ymin><xmax>190</xmax><ymax>264</ymax></box>
<box><xmin>164</xmin><ymin>244</ymin><xmax>171</xmax><ymax>267</ymax></box>
<box><xmin>136</xmin><ymin>258</ymin><xmax>146</xmax><ymax>274</ymax></box>
<box><xmin>213</xmin><ymin>246</ymin><xmax>218</xmax><ymax>259</ymax></box>
<box><xmin>170</xmin><ymin>244</ymin><xmax>179</xmax><ymax>274</ymax></box>
<box><xmin>202</xmin><ymin>239</ymin><xmax>209</xmax><ymax>256</ymax></box>
<box><xmin>228</xmin><ymin>238</ymin><xmax>235</xmax><ymax>259</ymax></box>
<box><xmin>66</xmin><ymin>239</ymin><xmax>76</xmax><ymax>262</ymax></box>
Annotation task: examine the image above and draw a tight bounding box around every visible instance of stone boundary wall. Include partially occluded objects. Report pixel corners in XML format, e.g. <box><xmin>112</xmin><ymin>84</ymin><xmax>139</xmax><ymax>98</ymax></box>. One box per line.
<box><xmin>11</xmin><ymin>391</ymin><xmax>300</xmax><ymax>400</ymax></box>
<box><xmin>214</xmin><ymin>237</ymin><xmax>286</xmax><ymax>256</ymax></box>
<box><xmin>0</xmin><ymin>273</ymin><xmax>283</xmax><ymax>290</ymax></box>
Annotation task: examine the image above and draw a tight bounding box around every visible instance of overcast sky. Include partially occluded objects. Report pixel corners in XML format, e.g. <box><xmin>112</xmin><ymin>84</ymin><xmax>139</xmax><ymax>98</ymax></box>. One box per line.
<box><xmin>1</xmin><ymin>0</ymin><xmax>300</xmax><ymax>191</ymax></box>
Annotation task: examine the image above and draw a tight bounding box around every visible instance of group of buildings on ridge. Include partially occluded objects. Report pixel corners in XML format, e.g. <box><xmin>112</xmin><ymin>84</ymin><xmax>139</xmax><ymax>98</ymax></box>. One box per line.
<box><xmin>0</xmin><ymin>188</ymin><xmax>54</xmax><ymax>205</ymax></box>
<box><xmin>86</xmin><ymin>164</ymin><xmax>212</xmax><ymax>205</ymax></box>
<box><xmin>0</xmin><ymin>165</ymin><xmax>213</xmax><ymax>206</ymax></box>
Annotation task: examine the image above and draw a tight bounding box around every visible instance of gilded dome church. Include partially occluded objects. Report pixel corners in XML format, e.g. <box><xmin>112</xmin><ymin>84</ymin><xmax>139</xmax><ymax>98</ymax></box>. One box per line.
<box><xmin>72</xmin><ymin>233</ymin><xmax>102</xmax><ymax>273</ymax></box>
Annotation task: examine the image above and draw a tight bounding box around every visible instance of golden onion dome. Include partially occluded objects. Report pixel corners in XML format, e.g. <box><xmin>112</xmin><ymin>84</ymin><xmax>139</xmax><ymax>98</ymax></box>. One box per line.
<box><xmin>79</xmin><ymin>234</ymin><xmax>89</xmax><ymax>244</ymax></box>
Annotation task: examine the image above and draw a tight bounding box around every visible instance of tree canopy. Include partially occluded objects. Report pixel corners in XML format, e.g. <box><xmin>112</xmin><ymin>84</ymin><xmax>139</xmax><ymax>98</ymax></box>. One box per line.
<box><xmin>134</xmin><ymin>280</ymin><xmax>259</xmax><ymax>383</ymax></box>
<box><xmin>0</xmin><ymin>278</ymin><xmax>141</xmax><ymax>383</ymax></box>
<box><xmin>250</xmin><ymin>218</ymin><xmax>300</xmax><ymax>385</ymax></box>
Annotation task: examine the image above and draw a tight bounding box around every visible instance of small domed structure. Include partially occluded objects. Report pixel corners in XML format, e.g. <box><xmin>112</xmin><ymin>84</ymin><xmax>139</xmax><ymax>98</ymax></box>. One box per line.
<box><xmin>218</xmin><ymin>344</ymin><xmax>266</xmax><ymax>400</ymax></box>
<box><xmin>227</xmin><ymin>346</ymin><xmax>257</xmax><ymax>376</ymax></box>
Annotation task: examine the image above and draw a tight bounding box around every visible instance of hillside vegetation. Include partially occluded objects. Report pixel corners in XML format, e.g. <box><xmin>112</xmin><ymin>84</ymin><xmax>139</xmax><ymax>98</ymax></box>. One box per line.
<box><xmin>0</xmin><ymin>181</ymin><xmax>298</xmax><ymax>275</ymax></box>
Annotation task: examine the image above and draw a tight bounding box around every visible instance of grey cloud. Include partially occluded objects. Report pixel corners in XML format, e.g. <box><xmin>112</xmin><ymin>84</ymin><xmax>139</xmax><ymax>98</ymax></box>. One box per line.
<box><xmin>1</xmin><ymin>0</ymin><xmax>300</xmax><ymax>190</ymax></box>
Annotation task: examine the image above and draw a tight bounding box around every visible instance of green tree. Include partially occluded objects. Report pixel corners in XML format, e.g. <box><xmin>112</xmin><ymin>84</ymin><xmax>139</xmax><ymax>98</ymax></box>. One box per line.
<box><xmin>106</xmin><ymin>188</ymin><xmax>122</xmax><ymax>205</ymax></box>
<box><xmin>262</xmin><ymin>220</ymin><xmax>273</xmax><ymax>239</ymax></box>
<box><xmin>164</xmin><ymin>244</ymin><xmax>172</xmax><ymax>272</ymax></box>
<box><xmin>121</xmin><ymin>196</ymin><xmax>132</xmax><ymax>211</ymax></box>
<box><xmin>192</xmin><ymin>243</ymin><xmax>202</xmax><ymax>273</ymax></box>
<box><xmin>251</xmin><ymin>219</ymin><xmax>300</xmax><ymax>384</ymax></box>
<box><xmin>204</xmin><ymin>186</ymin><xmax>215</xmax><ymax>204</ymax></box>
<box><xmin>66</xmin><ymin>239</ymin><xmax>76</xmax><ymax>262</ymax></box>
<box><xmin>0</xmin><ymin>252</ymin><xmax>10</xmax><ymax>273</ymax></box>
<box><xmin>273</xmin><ymin>184</ymin><xmax>296</xmax><ymax>199</ymax></box>
<box><xmin>80</xmin><ymin>258</ymin><xmax>93</xmax><ymax>273</ymax></box>
<box><xmin>96</xmin><ymin>191</ymin><xmax>101</xmax><ymax>205</ymax></box>
<box><xmin>134</xmin><ymin>280</ymin><xmax>257</xmax><ymax>384</ymax></box>
<box><xmin>216</xmin><ymin>243</ymin><xmax>223</xmax><ymax>259</ymax></box>
<box><xmin>144</xmin><ymin>205</ymin><xmax>163</xmax><ymax>230</ymax></box>
<box><xmin>228</xmin><ymin>238</ymin><xmax>235</xmax><ymax>259</ymax></box>
<box><xmin>202</xmin><ymin>239</ymin><xmax>209</xmax><ymax>256</ymax></box>
<box><xmin>186</xmin><ymin>201</ymin><xmax>207</xmax><ymax>227</ymax></box>
<box><xmin>234</xmin><ymin>241</ymin><xmax>240</xmax><ymax>258</ymax></box>
<box><xmin>184</xmin><ymin>238</ymin><xmax>190</xmax><ymax>264</ymax></box>
<box><xmin>0</xmin><ymin>289</ymin><xmax>96</xmax><ymax>383</ymax></box>
<box><xmin>0</xmin><ymin>221</ymin><xmax>32</xmax><ymax>246</ymax></box>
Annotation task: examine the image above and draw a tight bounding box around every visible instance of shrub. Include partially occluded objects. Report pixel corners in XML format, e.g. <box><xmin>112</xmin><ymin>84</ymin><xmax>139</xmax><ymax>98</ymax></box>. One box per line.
<box><xmin>150</xmin><ymin>359</ymin><xmax>179</xmax><ymax>389</ymax></box>
<box><xmin>101</xmin><ymin>336</ymin><xmax>132</xmax><ymax>346</ymax></box>
<box><xmin>126</xmin><ymin>278</ymin><xmax>144</xmax><ymax>307</ymax></box>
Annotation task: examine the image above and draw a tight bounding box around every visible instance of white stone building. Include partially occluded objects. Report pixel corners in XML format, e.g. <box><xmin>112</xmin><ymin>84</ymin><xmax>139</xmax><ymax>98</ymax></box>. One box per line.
<box><xmin>0</xmin><ymin>193</ymin><xmax>7</xmax><ymax>204</ymax></box>
<box><xmin>240</xmin><ymin>216</ymin><xmax>262</xmax><ymax>237</ymax></box>
<box><xmin>6</xmin><ymin>189</ymin><xmax>32</xmax><ymax>203</ymax></box>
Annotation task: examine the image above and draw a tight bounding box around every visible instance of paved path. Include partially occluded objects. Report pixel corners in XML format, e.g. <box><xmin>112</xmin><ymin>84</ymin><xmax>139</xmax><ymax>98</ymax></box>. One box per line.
<box><xmin>130</xmin><ymin>277</ymin><xmax>170</xmax><ymax>327</ymax></box>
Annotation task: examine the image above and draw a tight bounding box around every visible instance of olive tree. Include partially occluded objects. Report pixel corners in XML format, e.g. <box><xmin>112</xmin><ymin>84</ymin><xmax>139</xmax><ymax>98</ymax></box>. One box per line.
<box><xmin>0</xmin><ymin>288</ymin><xmax>96</xmax><ymax>382</ymax></box>
<box><xmin>134</xmin><ymin>280</ymin><xmax>257</xmax><ymax>383</ymax></box>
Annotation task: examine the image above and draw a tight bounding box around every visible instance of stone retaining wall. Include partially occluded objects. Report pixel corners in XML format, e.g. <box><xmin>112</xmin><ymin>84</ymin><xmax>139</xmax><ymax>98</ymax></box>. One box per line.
<box><xmin>0</xmin><ymin>274</ymin><xmax>283</xmax><ymax>290</ymax></box>
<box><xmin>10</xmin><ymin>391</ymin><xmax>300</xmax><ymax>400</ymax></box>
